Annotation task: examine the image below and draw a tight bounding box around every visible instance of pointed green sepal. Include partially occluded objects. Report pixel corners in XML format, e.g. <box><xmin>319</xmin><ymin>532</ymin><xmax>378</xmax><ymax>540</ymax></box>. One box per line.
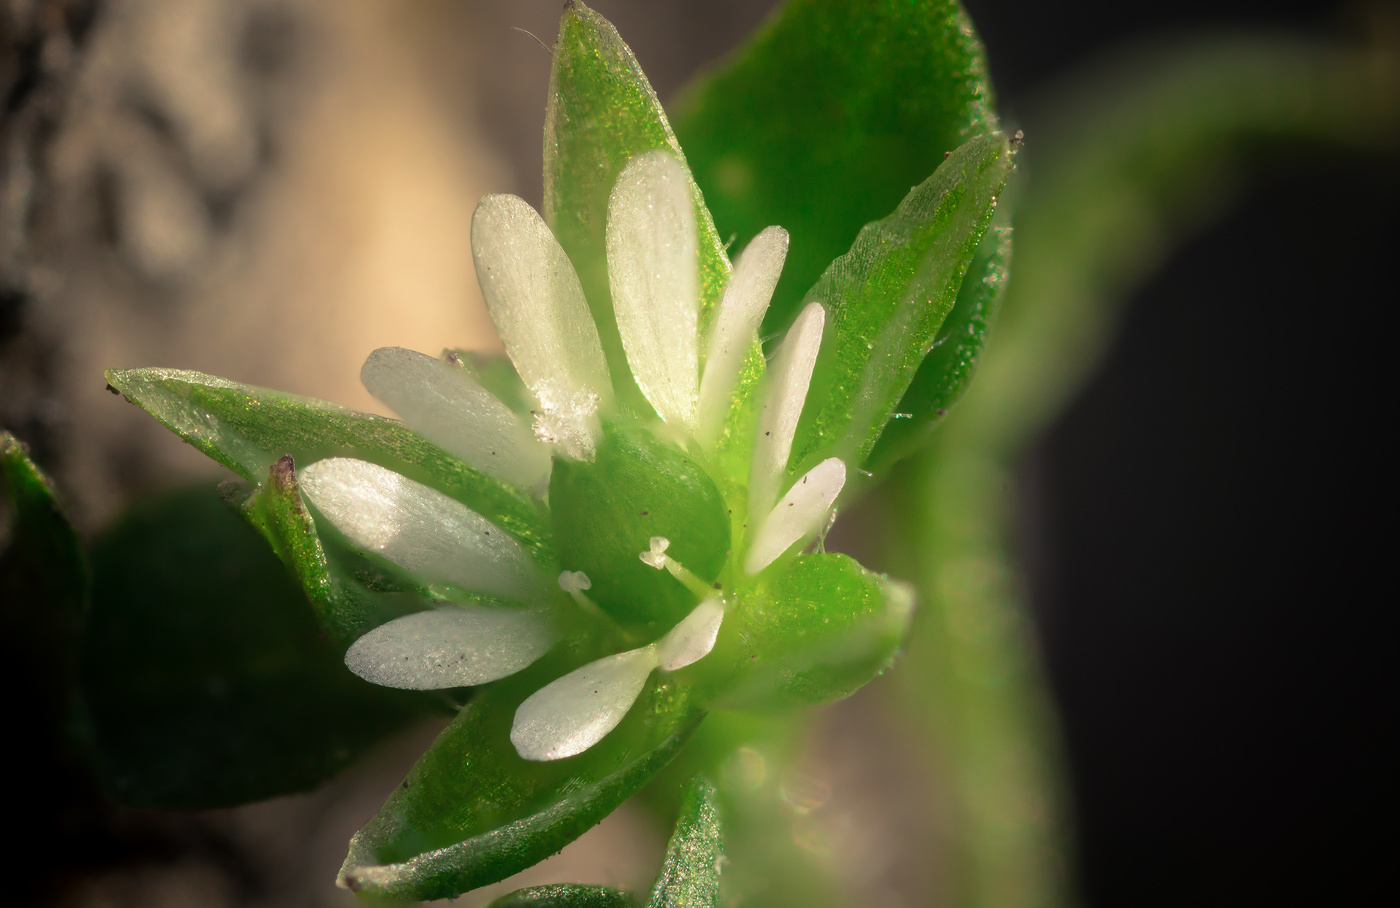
<box><xmin>104</xmin><ymin>367</ymin><xmax>551</xmax><ymax>563</ymax></box>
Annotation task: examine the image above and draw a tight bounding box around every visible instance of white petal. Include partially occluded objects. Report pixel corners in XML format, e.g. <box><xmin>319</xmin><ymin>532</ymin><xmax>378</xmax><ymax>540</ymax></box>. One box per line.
<box><xmin>749</xmin><ymin>302</ymin><xmax>826</xmax><ymax>519</ymax></box>
<box><xmin>301</xmin><ymin>458</ymin><xmax>544</xmax><ymax>601</ymax></box>
<box><xmin>657</xmin><ymin>599</ymin><xmax>725</xmax><ymax>672</ymax></box>
<box><xmin>471</xmin><ymin>194</ymin><xmax>612</xmax><ymax>410</ymax></box>
<box><xmin>511</xmin><ymin>646</ymin><xmax>660</xmax><ymax>761</ymax></box>
<box><xmin>745</xmin><ymin>457</ymin><xmax>847</xmax><ymax>575</ymax></box>
<box><xmin>360</xmin><ymin>347</ymin><xmax>550</xmax><ymax>489</ymax></box>
<box><xmin>607</xmin><ymin>150</ymin><xmax>699</xmax><ymax>430</ymax></box>
<box><xmin>345</xmin><ymin>606</ymin><xmax>554</xmax><ymax>690</ymax></box>
<box><xmin>697</xmin><ymin>226</ymin><xmax>788</xmax><ymax>443</ymax></box>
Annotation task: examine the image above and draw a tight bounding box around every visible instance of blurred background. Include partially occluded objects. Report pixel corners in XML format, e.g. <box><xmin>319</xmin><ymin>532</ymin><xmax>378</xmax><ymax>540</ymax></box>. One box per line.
<box><xmin>1</xmin><ymin>0</ymin><xmax>1391</xmax><ymax>905</ymax></box>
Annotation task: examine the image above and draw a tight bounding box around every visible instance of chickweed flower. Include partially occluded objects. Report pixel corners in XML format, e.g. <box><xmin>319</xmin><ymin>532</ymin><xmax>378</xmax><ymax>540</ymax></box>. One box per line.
<box><xmin>299</xmin><ymin>149</ymin><xmax>859</xmax><ymax>762</ymax></box>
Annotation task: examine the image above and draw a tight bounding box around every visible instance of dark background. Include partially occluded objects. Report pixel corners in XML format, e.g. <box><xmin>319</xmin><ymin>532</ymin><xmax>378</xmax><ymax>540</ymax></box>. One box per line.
<box><xmin>964</xmin><ymin>0</ymin><xmax>1392</xmax><ymax>903</ymax></box>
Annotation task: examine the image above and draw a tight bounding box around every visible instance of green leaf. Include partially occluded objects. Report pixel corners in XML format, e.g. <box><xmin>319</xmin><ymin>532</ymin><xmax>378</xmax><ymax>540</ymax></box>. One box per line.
<box><xmin>789</xmin><ymin>135</ymin><xmax>1013</xmax><ymax>478</ymax></box>
<box><xmin>80</xmin><ymin>484</ymin><xmax>429</xmax><ymax>808</ymax></box>
<box><xmin>1</xmin><ymin>431</ymin><xmax>87</xmax><ymax>626</ymax></box>
<box><xmin>487</xmin><ymin>884</ymin><xmax>638</xmax><ymax>908</ymax></box>
<box><xmin>104</xmin><ymin>367</ymin><xmax>551</xmax><ymax>563</ymax></box>
<box><xmin>866</xmin><ymin>217</ymin><xmax>1013</xmax><ymax>474</ymax></box>
<box><xmin>229</xmin><ymin>454</ymin><xmax>416</xmax><ymax>644</ymax></box>
<box><xmin>675</xmin><ymin>0</ymin><xmax>999</xmax><ymax>335</ymax></box>
<box><xmin>339</xmin><ymin>651</ymin><xmax>704</xmax><ymax>901</ymax></box>
<box><xmin>719</xmin><ymin>553</ymin><xmax>913</xmax><ymax>709</ymax></box>
<box><xmin>648</xmin><ymin>776</ymin><xmax>723</xmax><ymax>908</ymax></box>
<box><xmin>543</xmin><ymin>0</ymin><xmax>731</xmax><ymax>412</ymax></box>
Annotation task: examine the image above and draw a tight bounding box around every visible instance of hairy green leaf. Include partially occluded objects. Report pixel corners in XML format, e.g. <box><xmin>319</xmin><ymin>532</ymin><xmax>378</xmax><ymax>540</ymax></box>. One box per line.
<box><xmin>675</xmin><ymin>0</ymin><xmax>999</xmax><ymax>334</ymax></box>
<box><xmin>80</xmin><ymin>485</ymin><xmax>429</xmax><ymax>808</ymax></box>
<box><xmin>104</xmin><ymin>368</ymin><xmax>551</xmax><ymax>563</ymax></box>
<box><xmin>339</xmin><ymin>649</ymin><xmax>704</xmax><ymax>901</ymax></box>
<box><xmin>789</xmin><ymin>135</ymin><xmax>1013</xmax><ymax>479</ymax></box>
<box><xmin>648</xmin><ymin>776</ymin><xmax>723</xmax><ymax>908</ymax></box>
<box><xmin>488</xmin><ymin>884</ymin><xmax>638</xmax><ymax>908</ymax></box>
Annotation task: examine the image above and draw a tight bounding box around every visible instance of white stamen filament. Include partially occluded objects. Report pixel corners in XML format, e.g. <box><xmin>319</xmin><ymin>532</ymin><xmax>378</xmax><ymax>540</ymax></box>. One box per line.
<box><xmin>607</xmin><ymin>151</ymin><xmax>700</xmax><ymax>431</ymax></box>
<box><xmin>749</xmin><ymin>302</ymin><xmax>826</xmax><ymax>524</ymax></box>
<box><xmin>745</xmin><ymin>457</ymin><xmax>847</xmax><ymax>575</ymax></box>
<box><xmin>300</xmin><ymin>458</ymin><xmax>545</xmax><ymax>602</ymax></box>
<box><xmin>344</xmin><ymin>606</ymin><xmax>554</xmax><ymax>690</ymax></box>
<box><xmin>697</xmin><ymin>226</ymin><xmax>789</xmax><ymax>444</ymax></box>
<box><xmin>638</xmin><ymin>536</ymin><xmax>715</xmax><ymax>600</ymax></box>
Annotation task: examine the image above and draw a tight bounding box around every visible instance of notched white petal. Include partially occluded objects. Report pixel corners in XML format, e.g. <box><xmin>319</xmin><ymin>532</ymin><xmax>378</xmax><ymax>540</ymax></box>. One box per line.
<box><xmin>345</xmin><ymin>606</ymin><xmax>554</xmax><ymax>690</ymax></box>
<box><xmin>301</xmin><ymin>458</ymin><xmax>544</xmax><ymax>601</ymax></box>
<box><xmin>472</xmin><ymin>194</ymin><xmax>612</xmax><ymax>453</ymax></box>
<box><xmin>657</xmin><ymin>599</ymin><xmax>725</xmax><ymax>672</ymax></box>
<box><xmin>745</xmin><ymin>457</ymin><xmax>847</xmax><ymax>575</ymax></box>
<box><xmin>698</xmin><ymin>226</ymin><xmax>788</xmax><ymax>443</ymax></box>
<box><xmin>360</xmin><ymin>347</ymin><xmax>549</xmax><ymax>488</ymax></box>
<box><xmin>510</xmin><ymin>646</ymin><xmax>660</xmax><ymax>761</ymax></box>
<box><xmin>607</xmin><ymin>150</ymin><xmax>699</xmax><ymax>430</ymax></box>
<box><xmin>750</xmin><ymin>302</ymin><xmax>826</xmax><ymax>518</ymax></box>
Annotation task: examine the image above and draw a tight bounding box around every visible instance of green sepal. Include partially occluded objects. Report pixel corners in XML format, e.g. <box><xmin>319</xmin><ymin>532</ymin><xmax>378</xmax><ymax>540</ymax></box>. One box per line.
<box><xmin>487</xmin><ymin>885</ymin><xmax>638</xmax><ymax>908</ymax></box>
<box><xmin>80</xmin><ymin>484</ymin><xmax>429</xmax><ymax>808</ymax></box>
<box><xmin>544</xmin><ymin>1</ymin><xmax>731</xmax><ymax>413</ymax></box>
<box><xmin>104</xmin><ymin>367</ymin><xmax>552</xmax><ymax>563</ymax></box>
<box><xmin>648</xmin><ymin>776</ymin><xmax>724</xmax><ymax>908</ymax></box>
<box><xmin>675</xmin><ymin>0</ymin><xmax>999</xmax><ymax>335</ymax></box>
<box><xmin>788</xmin><ymin>134</ymin><xmax>1014</xmax><ymax>480</ymax></box>
<box><xmin>718</xmin><ymin>553</ymin><xmax>914</xmax><ymax>709</ymax></box>
<box><xmin>339</xmin><ymin>645</ymin><xmax>705</xmax><ymax>901</ymax></box>
<box><xmin>227</xmin><ymin>454</ymin><xmax>417</xmax><ymax>645</ymax></box>
<box><xmin>866</xmin><ymin>216</ymin><xmax>1013</xmax><ymax>474</ymax></box>
<box><xmin>550</xmin><ymin>426</ymin><xmax>729</xmax><ymax>634</ymax></box>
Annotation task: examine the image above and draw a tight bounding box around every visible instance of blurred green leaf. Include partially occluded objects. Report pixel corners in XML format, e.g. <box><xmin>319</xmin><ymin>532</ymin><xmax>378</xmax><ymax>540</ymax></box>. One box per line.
<box><xmin>488</xmin><ymin>885</ymin><xmax>638</xmax><ymax>908</ymax></box>
<box><xmin>339</xmin><ymin>651</ymin><xmax>704</xmax><ymax>901</ymax></box>
<box><xmin>1</xmin><ymin>431</ymin><xmax>87</xmax><ymax>627</ymax></box>
<box><xmin>721</xmin><ymin>553</ymin><xmax>911</xmax><ymax>709</ymax></box>
<box><xmin>867</xmin><ymin>217</ymin><xmax>1012</xmax><ymax>474</ymax></box>
<box><xmin>544</xmin><ymin>0</ymin><xmax>731</xmax><ymax>413</ymax></box>
<box><xmin>648</xmin><ymin>776</ymin><xmax>723</xmax><ymax>908</ymax></box>
<box><xmin>789</xmin><ymin>135</ymin><xmax>1013</xmax><ymax>479</ymax></box>
<box><xmin>80</xmin><ymin>484</ymin><xmax>429</xmax><ymax>808</ymax></box>
<box><xmin>675</xmin><ymin>0</ymin><xmax>999</xmax><ymax>335</ymax></box>
<box><xmin>104</xmin><ymin>368</ymin><xmax>551</xmax><ymax>563</ymax></box>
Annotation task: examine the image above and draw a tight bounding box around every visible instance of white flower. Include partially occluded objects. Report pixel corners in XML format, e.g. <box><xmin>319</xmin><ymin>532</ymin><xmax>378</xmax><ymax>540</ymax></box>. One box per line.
<box><xmin>297</xmin><ymin>150</ymin><xmax>848</xmax><ymax>761</ymax></box>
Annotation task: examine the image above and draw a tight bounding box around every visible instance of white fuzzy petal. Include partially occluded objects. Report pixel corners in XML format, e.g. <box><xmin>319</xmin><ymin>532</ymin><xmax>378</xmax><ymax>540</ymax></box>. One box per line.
<box><xmin>301</xmin><ymin>458</ymin><xmax>544</xmax><ymax>601</ymax></box>
<box><xmin>511</xmin><ymin>646</ymin><xmax>660</xmax><ymax>761</ymax></box>
<box><xmin>657</xmin><ymin>599</ymin><xmax>725</xmax><ymax>672</ymax></box>
<box><xmin>360</xmin><ymin>347</ymin><xmax>550</xmax><ymax>489</ymax></box>
<box><xmin>607</xmin><ymin>151</ymin><xmax>699</xmax><ymax>430</ymax></box>
<box><xmin>472</xmin><ymin>194</ymin><xmax>612</xmax><ymax>410</ymax></box>
<box><xmin>697</xmin><ymin>226</ymin><xmax>788</xmax><ymax>443</ymax></box>
<box><xmin>750</xmin><ymin>302</ymin><xmax>826</xmax><ymax>519</ymax></box>
<box><xmin>345</xmin><ymin>606</ymin><xmax>554</xmax><ymax>690</ymax></box>
<box><xmin>745</xmin><ymin>457</ymin><xmax>846</xmax><ymax>575</ymax></box>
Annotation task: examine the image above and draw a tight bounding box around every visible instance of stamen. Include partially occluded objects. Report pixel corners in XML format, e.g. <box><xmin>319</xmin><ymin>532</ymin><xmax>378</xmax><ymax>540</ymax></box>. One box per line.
<box><xmin>558</xmin><ymin>570</ymin><xmax>599</xmax><ymax>613</ymax></box>
<box><xmin>638</xmin><ymin>536</ymin><xmax>715</xmax><ymax>600</ymax></box>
